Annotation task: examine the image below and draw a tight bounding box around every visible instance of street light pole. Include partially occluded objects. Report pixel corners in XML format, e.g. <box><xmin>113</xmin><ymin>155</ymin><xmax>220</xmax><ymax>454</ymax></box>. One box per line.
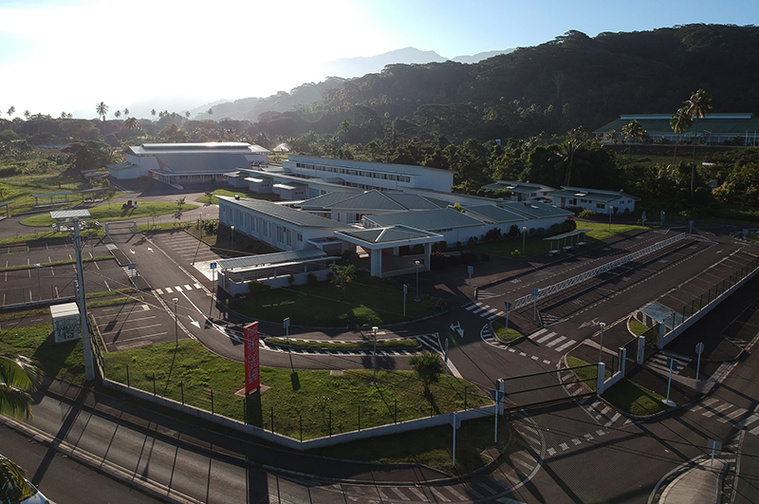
<box><xmin>372</xmin><ymin>326</ymin><xmax>379</xmax><ymax>383</ymax></box>
<box><xmin>522</xmin><ymin>226</ymin><xmax>527</xmax><ymax>256</ymax></box>
<box><xmin>34</xmin><ymin>263</ymin><xmax>41</xmax><ymax>301</ymax></box>
<box><xmin>414</xmin><ymin>260</ymin><xmax>421</xmax><ymax>302</ymax></box>
<box><xmin>173</xmin><ymin>297</ymin><xmax>179</xmax><ymax>345</ymax></box>
<box><xmin>230</xmin><ymin>225</ymin><xmax>235</xmax><ymax>252</ymax></box>
<box><xmin>599</xmin><ymin>322</ymin><xmax>606</xmax><ymax>363</ymax></box>
<box><xmin>608</xmin><ymin>206</ymin><xmax>614</xmax><ymax>231</ymax></box>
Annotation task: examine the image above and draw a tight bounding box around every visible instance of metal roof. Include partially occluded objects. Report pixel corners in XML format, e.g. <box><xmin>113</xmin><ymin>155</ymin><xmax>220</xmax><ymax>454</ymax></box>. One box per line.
<box><xmin>50</xmin><ymin>209</ymin><xmax>91</xmax><ymax>219</ymax></box>
<box><xmin>364</xmin><ymin>208</ymin><xmax>482</xmax><ymax>231</ymax></box>
<box><xmin>217</xmin><ymin>249</ymin><xmax>327</xmax><ymax>270</ymax></box>
<box><xmin>548</xmin><ymin>187</ymin><xmax>640</xmax><ymax>203</ymax></box>
<box><xmin>219</xmin><ymin>196</ymin><xmax>350</xmax><ymax>229</ymax></box>
<box><xmin>130</xmin><ymin>142</ymin><xmax>270</xmax><ymax>155</ymax></box>
<box><xmin>336</xmin><ymin>226</ymin><xmax>442</xmax><ymax>246</ymax></box>
<box><xmin>500</xmin><ymin>201</ymin><xmax>574</xmax><ymax>219</ymax></box>
<box><xmin>543</xmin><ymin>229</ymin><xmax>592</xmax><ymax>240</ymax></box>
<box><xmin>33</xmin><ymin>191</ymin><xmax>72</xmax><ymax>197</ymax></box>
<box><xmin>464</xmin><ymin>205</ymin><xmax>525</xmax><ymax>223</ymax></box>
<box><xmin>297</xmin><ymin>190</ymin><xmax>448</xmax><ymax>212</ymax></box>
<box><xmin>594</xmin><ymin>113</ymin><xmax>759</xmax><ymax>137</ymax></box>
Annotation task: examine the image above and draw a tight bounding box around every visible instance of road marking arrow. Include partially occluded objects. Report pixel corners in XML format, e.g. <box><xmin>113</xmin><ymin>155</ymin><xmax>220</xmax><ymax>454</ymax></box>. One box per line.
<box><xmin>188</xmin><ymin>316</ymin><xmax>201</xmax><ymax>328</ymax></box>
<box><xmin>148</xmin><ymin>247</ymin><xmax>154</xmax><ymax>253</ymax></box>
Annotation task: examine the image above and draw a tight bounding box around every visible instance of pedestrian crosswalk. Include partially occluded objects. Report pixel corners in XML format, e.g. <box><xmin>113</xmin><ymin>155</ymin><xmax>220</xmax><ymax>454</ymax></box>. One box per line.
<box><xmin>416</xmin><ymin>333</ymin><xmax>443</xmax><ymax>353</ymax></box>
<box><xmin>528</xmin><ymin>328</ymin><xmax>577</xmax><ymax>352</ymax></box>
<box><xmin>647</xmin><ymin>351</ymin><xmax>691</xmax><ymax>375</ymax></box>
<box><xmin>155</xmin><ymin>283</ymin><xmax>205</xmax><ymax>295</ymax></box>
<box><xmin>580</xmin><ymin>398</ymin><xmax>635</xmax><ymax>428</ymax></box>
<box><xmin>465</xmin><ymin>301</ymin><xmax>505</xmax><ymax>321</ymax></box>
<box><xmin>691</xmin><ymin>399</ymin><xmax>759</xmax><ymax>435</ymax></box>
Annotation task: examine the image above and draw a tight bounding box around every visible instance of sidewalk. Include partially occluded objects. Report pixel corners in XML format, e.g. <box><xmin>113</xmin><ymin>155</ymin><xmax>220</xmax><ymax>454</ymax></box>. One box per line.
<box><xmin>660</xmin><ymin>459</ymin><xmax>726</xmax><ymax>504</ymax></box>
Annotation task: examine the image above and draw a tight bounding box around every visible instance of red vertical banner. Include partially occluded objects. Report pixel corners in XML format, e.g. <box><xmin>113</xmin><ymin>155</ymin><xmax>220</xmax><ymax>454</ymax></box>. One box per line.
<box><xmin>244</xmin><ymin>322</ymin><xmax>260</xmax><ymax>394</ymax></box>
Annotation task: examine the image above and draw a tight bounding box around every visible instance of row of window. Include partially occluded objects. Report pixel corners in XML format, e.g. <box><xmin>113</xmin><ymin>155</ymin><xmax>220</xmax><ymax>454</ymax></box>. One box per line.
<box><xmin>295</xmin><ymin>162</ymin><xmax>412</xmax><ymax>183</ymax></box>
<box><xmin>222</xmin><ymin>205</ymin><xmax>303</xmax><ymax>247</ymax></box>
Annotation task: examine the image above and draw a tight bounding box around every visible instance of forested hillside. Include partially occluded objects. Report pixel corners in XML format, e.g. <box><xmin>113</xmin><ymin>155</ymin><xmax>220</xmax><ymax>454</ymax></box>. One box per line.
<box><xmin>255</xmin><ymin>24</ymin><xmax>759</xmax><ymax>141</ymax></box>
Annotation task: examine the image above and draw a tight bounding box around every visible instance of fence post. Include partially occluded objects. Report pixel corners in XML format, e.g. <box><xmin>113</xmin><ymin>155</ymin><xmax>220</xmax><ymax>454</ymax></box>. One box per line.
<box><xmin>270</xmin><ymin>407</ymin><xmax>274</xmax><ymax>434</ymax></box>
<box><xmin>126</xmin><ymin>364</ymin><xmax>130</xmax><ymax>388</ymax></box>
<box><xmin>358</xmin><ymin>405</ymin><xmax>361</xmax><ymax>432</ymax></box>
<box><xmin>465</xmin><ymin>388</ymin><xmax>468</xmax><ymax>410</ymax></box>
<box><xmin>329</xmin><ymin>411</ymin><xmax>332</xmax><ymax>437</ymax></box>
<box><xmin>211</xmin><ymin>389</ymin><xmax>214</xmax><ymax>414</ymax></box>
<box><xmin>152</xmin><ymin>372</ymin><xmax>156</xmax><ymax>395</ymax></box>
<box><xmin>637</xmin><ymin>336</ymin><xmax>646</xmax><ymax>365</ymax></box>
<box><xmin>299</xmin><ymin>415</ymin><xmax>303</xmax><ymax>442</ymax></box>
<box><xmin>394</xmin><ymin>400</ymin><xmax>397</xmax><ymax>424</ymax></box>
<box><xmin>596</xmin><ymin>362</ymin><xmax>606</xmax><ymax>395</ymax></box>
<box><xmin>243</xmin><ymin>399</ymin><xmax>246</xmax><ymax>424</ymax></box>
<box><xmin>180</xmin><ymin>382</ymin><xmax>184</xmax><ymax>404</ymax></box>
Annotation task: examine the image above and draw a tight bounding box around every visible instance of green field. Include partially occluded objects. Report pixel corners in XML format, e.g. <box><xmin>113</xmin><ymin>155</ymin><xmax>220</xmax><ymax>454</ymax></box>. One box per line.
<box><xmin>228</xmin><ymin>273</ymin><xmax>446</xmax><ymax>326</ymax></box>
<box><xmin>20</xmin><ymin>201</ymin><xmax>197</xmax><ymax>226</ymax></box>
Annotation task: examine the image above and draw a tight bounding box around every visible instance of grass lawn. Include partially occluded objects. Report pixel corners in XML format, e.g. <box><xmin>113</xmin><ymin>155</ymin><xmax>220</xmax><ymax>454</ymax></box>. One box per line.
<box><xmin>491</xmin><ymin>322</ymin><xmax>522</xmax><ymax>343</ymax></box>
<box><xmin>460</xmin><ymin>221</ymin><xmax>647</xmax><ymax>258</ymax></box>
<box><xmin>566</xmin><ymin>356</ymin><xmax>605</xmax><ymax>391</ymax></box>
<box><xmin>20</xmin><ymin>201</ymin><xmax>198</xmax><ymax>227</ymax></box>
<box><xmin>603</xmin><ymin>379</ymin><xmax>669</xmax><ymax>416</ymax></box>
<box><xmin>0</xmin><ymin>324</ymin><xmax>87</xmax><ymax>384</ymax></box>
<box><xmin>628</xmin><ymin>319</ymin><xmax>649</xmax><ymax>336</ymax></box>
<box><xmin>0</xmin><ymin>169</ymin><xmax>86</xmax><ymax>216</ymax></box>
<box><xmin>314</xmin><ymin>415</ymin><xmax>514</xmax><ymax>475</ymax></box>
<box><xmin>228</xmin><ymin>273</ymin><xmax>446</xmax><ymax>326</ymax></box>
<box><xmin>103</xmin><ymin>340</ymin><xmax>489</xmax><ymax>440</ymax></box>
<box><xmin>567</xmin><ymin>356</ymin><xmax>667</xmax><ymax>416</ymax></box>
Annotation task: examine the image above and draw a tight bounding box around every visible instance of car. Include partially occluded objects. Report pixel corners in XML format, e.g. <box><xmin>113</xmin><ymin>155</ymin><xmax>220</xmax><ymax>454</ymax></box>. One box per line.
<box><xmin>0</xmin><ymin>455</ymin><xmax>56</xmax><ymax>504</ymax></box>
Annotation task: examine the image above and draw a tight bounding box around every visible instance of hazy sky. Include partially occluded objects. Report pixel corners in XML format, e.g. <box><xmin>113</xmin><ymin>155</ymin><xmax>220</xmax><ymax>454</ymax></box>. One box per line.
<box><xmin>1</xmin><ymin>0</ymin><xmax>756</xmax><ymax>118</ymax></box>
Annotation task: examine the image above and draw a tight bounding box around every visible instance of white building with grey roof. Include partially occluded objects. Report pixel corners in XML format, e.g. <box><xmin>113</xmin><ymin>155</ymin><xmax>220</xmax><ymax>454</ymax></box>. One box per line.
<box><xmin>547</xmin><ymin>186</ymin><xmax>639</xmax><ymax>214</ymax></box>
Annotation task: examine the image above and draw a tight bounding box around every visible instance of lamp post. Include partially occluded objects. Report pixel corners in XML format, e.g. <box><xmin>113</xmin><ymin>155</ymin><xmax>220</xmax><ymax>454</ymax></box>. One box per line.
<box><xmin>414</xmin><ymin>260</ymin><xmax>421</xmax><ymax>302</ymax></box>
<box><xmin>403</xmin><ymin>284</ymin><xmax>408</xmax><ymax>317</ymax></box>
<box><xmin>522</xmin><ymin>226</ymin><xmax>527</xmax><ymax>256</ymax></box>
<box><xmin>598</xmin><ymin>322</ymin><xmax>606</xmax><ymax>364</ymax></box>
<box><xmin>173</xmin><ymin>297</ymin><xmax>179</xmax><ymax>345</ymax></box>
<box><xmin>372</xmin><ymin>326</ymin><xmax>379</xmax><ymax>383</ymax></box>
<box><xmin>34</xmin><ymin>263</ymin><xmax>41</xmax><ymax>301</ymax></box>
<box><xmin>608</xmin><ymin>206</ymin><xmax>614</xmax><ymax>231</ymax></box>
<box><xmin>230</xmin><ymin>225</ymin><xmax>235</xmax><ymax>252</ymax></box>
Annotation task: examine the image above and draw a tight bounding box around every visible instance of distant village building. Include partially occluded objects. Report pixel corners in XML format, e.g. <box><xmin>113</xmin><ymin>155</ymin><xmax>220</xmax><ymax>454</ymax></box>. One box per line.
<box><xmin>108</xmin><ymin>142</ymin><xmax>270</xmax><ymax>185</ymax></box>
<box><xmin>595</xmin><ymin>113</ymin><xmax>759</xmax><ymax>146</ymax></box>
<box><xmin>481</xmin><ymin>181</ymin><xmax>555</xmax><ymax>202</ymax></box>
<box><xmin>548</xmin><ymin>186</ymin><xmax>639</xmax><ymax>214</ymax></box>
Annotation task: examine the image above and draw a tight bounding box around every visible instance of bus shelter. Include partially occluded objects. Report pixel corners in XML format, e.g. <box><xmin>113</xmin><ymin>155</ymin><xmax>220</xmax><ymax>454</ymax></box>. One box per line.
<box><xmin>544</xmin><ymin>228</ymin><xmax>591</xmax><ymax>254</ymax></box>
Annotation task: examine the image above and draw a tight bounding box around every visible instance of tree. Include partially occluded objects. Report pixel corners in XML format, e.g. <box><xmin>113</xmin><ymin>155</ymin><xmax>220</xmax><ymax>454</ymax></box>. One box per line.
<box><xmin>206</xmin><ymin>108</ymin><xmax>213</xmax><ymax>116</ymax></box>
<box><xmin>151</xmin><ymin>108</ymin><xmax>157</xmax><ymax>121</ymax></box>
<box><xmin>123</xmin><ymin>108</ymin><xmax>129</xmax><ymax>117</ymax></box>
<box><xmin>0</xmin><ymin>353</ymin><xmax>43</xmax><ymax>420</ymax></box>
<box><xmin>621</xmin><ymin>119</ymin><xmax>645</xmax><ymax>160</ymax></box>
<box><xmin>123</xmin><ymin>117</ymin><xmax>139</xmax><ymax>131</ymax></box>
<box><xmin>329</xmin><ymin>263</ymin><xmax>356</xmax><ymax>296</ymax></box>
<box><xmin>185</xmin><ymin>111</ymin><xmax>191</xmax><ymax>118</ymax></box>
<box><xmin>670</xmin><ymin>106</ymin><xmax>692</xmax><ymax>167</ymax></box>
<box><xmin>96</xmin><ymin>101</ymin><xmax>108</xmax><ymax>122</ymax></box>
<box><xmin>23</xmin><ymin>110</ymin><xmax>30</xmax><ymax>120</ymax></box>
<box><xmin>684</xmin><ymin>88</ymin><xmax>713</xmax><ymax>196</ymax></box>
<box><xmin>0</xmin><ymin>454</ymin><xmax>38</xmax><ymax>504</ymax></box>
<box><xmin>408</xmin><ymin>352</ymin><xmax>443</xmax><ymax>394</ymax></box>
<box><xmin>114</xmin><ymin>110</ymin><xmax>121</xmax><ymax>119</ymax></box>
<box><xmin>6</xmin><ymin>106</ymin><xmax>14</xmax><ymax>117</ymax></box>
<box><xmin>63</xmin><ymin>141</ymin><xmax>114</xmax><ymax>171</ymax></box>
<box><xmin>174</xmin><ymin>196</ymin><xmax>186</xmax><ymax>225</ymax></box>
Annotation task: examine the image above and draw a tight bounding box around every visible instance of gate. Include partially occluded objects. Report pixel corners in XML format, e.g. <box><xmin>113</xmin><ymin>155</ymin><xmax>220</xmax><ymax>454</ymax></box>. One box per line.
<box><xmin>502</xmin><ymin>364</ymin><xmax>598</xmax><ymax>412</ymax></box>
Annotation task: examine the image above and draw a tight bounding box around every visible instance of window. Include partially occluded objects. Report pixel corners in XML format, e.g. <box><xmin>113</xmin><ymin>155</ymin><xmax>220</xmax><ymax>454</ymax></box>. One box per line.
<box><xmin>277</xmin><ymin>226</ymin><xmax>285</xmax><ymax>243</ymax></box>
<box><xmin>297</xmin><ymin>233</ymin><xmax>303</xmax><ymax>242</ymax></box>
<box><xmin>596</xmin><ymin>203</ymin><xmax>605</xmax><ymax>209</ymax></box>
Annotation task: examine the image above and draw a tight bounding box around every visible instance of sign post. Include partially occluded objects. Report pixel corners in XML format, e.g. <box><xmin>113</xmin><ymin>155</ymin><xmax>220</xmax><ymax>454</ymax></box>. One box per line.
<box><xmin>449</xmin><ymin>413</ymin><xmax>461</xmax><ymax>466</ymax></box>
<box><xmin>504</xmin><ymin>301</ymin><xmax>512</xmax><ymax>336</ymax></box>
<box><xmin>403</xmin><ymin>284</ymin><xmax>408</xmax><ymax>317</ymax></box>
<box><xmin>467</xmin><ymin>265</ymin><xmax>474</xmax><ymax>298</ymax></box>
<box><xmin>532</xmin><ymin>288</ymin><xmax>539</xmax><ymax>322</ymax></box>
<box><xmin>244</xmin><ymin>322</ymin><xmax>260</xmax><ymax>394</ymax></box>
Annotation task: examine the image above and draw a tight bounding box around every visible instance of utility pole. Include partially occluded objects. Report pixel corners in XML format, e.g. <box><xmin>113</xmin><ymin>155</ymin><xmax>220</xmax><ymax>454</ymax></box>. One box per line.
<box><xmin>74</xmin><ymin>218</ymin><xmax>95</xmax><ymax>381</ymax></box>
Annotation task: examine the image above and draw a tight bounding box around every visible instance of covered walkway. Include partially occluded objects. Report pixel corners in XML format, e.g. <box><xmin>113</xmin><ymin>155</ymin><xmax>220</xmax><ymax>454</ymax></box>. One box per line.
<box><xmin>544</xmin><ymin>228</ymin><xmax>591</xmax><ymax>254</ymax></box>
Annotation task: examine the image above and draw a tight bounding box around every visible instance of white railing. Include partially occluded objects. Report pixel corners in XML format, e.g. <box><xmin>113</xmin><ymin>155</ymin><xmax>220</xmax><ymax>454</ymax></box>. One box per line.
<box><xmin>513</xmin><ymin>234</ymin><xmax>687</xmax><ymax>309</ymax></box>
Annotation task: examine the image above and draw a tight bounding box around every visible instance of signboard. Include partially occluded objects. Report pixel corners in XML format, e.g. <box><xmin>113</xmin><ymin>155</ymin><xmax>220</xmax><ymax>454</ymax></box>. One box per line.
<box><xmin>695</xmin><ymin>342</ymin><xmax>704</xmax><ymax>355</ymax></box>
<box><xmin>210</xmin><ymin>262</ymin><xmax>217</xmax><ymax>269</ymax></box>
<box><xmin>449</xmin><ymin>412</ymin><xmax>461</xmax><ymax>429</ymax></box>
<box><xmin>244</xmin><ymin>322</ymin><xmax>260</xmax><ymax>394</ymax></box>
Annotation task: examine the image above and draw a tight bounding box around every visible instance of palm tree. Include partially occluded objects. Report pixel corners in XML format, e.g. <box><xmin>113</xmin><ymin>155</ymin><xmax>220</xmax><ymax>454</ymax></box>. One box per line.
<box><xmin>123</xmin><ymin>117</ymin><xmax>139</xmax><ymax>131</ymax></box>
<box><xmin>684</xmin><ymin>89</ymin><xmax>713</xmax><ymax>196</ymax></box>
<box><xmin>0</xmin><ymin>454</ymin><xmax>38</xmax><ymax>503</ymax></box>
<box><xmin>0</xmin><ymin>353</ymin><xmax>43</xmax><ymax>420</ymax></box>
<box><xmin>23</xmin><ymin>110</ymin><xmax>30</xmax><ymax>120</ymax></box>
<box><xmin>123</xmin><ymin>107</ymin><xmax>129</xmax><ymax>117</ymax></box>
<box><xmin>206</xmin><ymin>108</ymin><xmax>213</xmax><ymax>116</ymax></box>
<box><xmin>114</xmin><ymin>110</ymin><xmax>121</xmax><ymax>119</ymax></box>
<box><xmin>185</xmin><ymin>111</ymin><xmax>190</xmax><ymax>118</ymax></box>
<box><xmin>96</xmin><ymin>101</ymin><xmax>108</xmax><ymax>122</ymax></box>
<box><xmin>670</xmin><ymin>106</ymin><xmax>692</xmax><ymax>167</ymax></box>
<box><xmin>408</xmin><ymin>352</ymin><xmax>443</xmax><ymax>395</ymax></box>
<box><xmin>6</xmin><ymin>106</ymin><xmax>14</xmax><ymax>117</ymax></box>
<box><xmin>621</xmin><ymin>119</ymin><xmax>645</xmax><ymax>160</ymax></box>
<box><xmin>151</xmin><ymin>108</ymin><xmax>157</xmax><ymax>121</ymax></box>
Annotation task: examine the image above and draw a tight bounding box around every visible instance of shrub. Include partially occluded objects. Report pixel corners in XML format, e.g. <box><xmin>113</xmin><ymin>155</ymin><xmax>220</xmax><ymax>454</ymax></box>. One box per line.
<box><xmin>430</xmin><ymin>251</ymin><xmax>447</xmax><ymax>270</ymax></box>
<box><xmin>511</xmin><ymin>249</ymin><xmax>522</xmax><ymax>258</ymax></box>
<box><xmin>579</xmin><ymin>209</ymin><xmax>596</xmax><ymax>219</ymax></box>
<box><xmin>287</xmin><ymin>274</ymin><xmax>295</xmax><ymax>286</ymax></box>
